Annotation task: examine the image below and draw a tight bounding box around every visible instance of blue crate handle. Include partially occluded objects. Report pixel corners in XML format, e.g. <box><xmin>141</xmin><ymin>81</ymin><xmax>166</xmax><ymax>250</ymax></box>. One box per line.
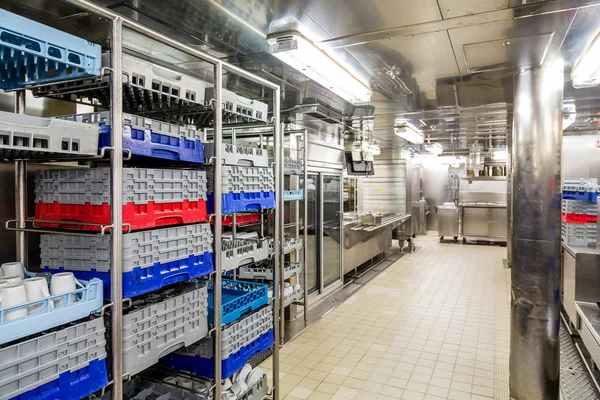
<box><xmin>0</xmin><ymin>270</ymin><xmax>104</xmax><ymax>345</ymax></box>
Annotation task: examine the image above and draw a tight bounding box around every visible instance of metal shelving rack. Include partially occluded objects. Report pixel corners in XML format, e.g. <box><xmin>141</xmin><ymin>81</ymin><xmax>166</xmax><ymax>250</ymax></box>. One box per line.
<box><xmin>281</xmin><ymin>129</ymin><xmax>308</xmax><ymax>342</ymax></box>
<box><xmin>2</xmin><ymin>1</ymin><xmax>283</xmax><ymax>400</ymax></box>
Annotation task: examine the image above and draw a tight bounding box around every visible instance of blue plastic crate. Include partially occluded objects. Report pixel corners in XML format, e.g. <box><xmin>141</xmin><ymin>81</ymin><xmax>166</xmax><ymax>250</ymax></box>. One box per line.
<box><xmin>208</xmin><ymin>279</ymin><xmax>269</xmax><ymax>325</ymax></box>
<box><xmin>43</xmin><ymin>251</ymin><xmax>213</xmax><ymax>299</ymax></box>
<box><xmin>207</xmin><ymin>191</ymin><xmax>276</xmax><ymax>214</ymax></box>
<box><xmin>0</xmin><ymin>275</ymin><xmax>103</xmax><ymax>345</ymax></box>
<box><xmin>0</xmin><ymin>9</ymin><xmax>102</xmax><ymax>90</ymax></box>
<box><xmin>14</xmin><ymin>358</ymin><xmax>108</xmax><ymax>400</ymax></box>
<box><xmin>562</xmin><ymin>191</ymin><xmax>599</xmax><ymax>202</ymax></box>
<box><xmin>160</xmin><ymin>329</ymin><xmax>274</xmax><ymax>379</ymax></box>
<box><xmin>98</xmin><ymin>122</ymin><xmax>205</xmax><ymax>163</ymax></box>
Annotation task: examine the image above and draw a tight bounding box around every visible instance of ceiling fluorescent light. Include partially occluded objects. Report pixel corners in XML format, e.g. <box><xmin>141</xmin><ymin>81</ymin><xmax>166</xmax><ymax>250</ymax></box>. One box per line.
<box><xmin>394</xmin><ymin>120</ymin><xmax>425</xmax><ymax>144</ymax></box>
<box><xmin>268</xmin><ymin>32</ymin><xmax>372</xmax><ymax>104</ymax></box>
<box><xmin>425</xmin><ymin>143</ymin><xmax>443</xmax><ymax>155</ymax></box>
<box><xmin>572</xmin><ymin>30</ymin><xmax>600</xmax><ymax>88</ymax></box>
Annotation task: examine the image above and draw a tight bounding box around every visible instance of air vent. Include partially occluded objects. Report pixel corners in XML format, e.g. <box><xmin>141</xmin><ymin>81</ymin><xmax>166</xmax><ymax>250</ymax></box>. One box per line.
<box><xmin>463</xmin><ymin>33</ymin><xmax>554</xmax><ymax>73</ymax></box>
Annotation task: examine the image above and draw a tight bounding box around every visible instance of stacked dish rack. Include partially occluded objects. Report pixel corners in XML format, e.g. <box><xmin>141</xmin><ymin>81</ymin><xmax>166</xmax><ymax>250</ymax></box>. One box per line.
<box><xmin>1</xmin><ymin>5</ymin><xmax>283</xmax><ymax>400</ymax></box>
<box><xmin>562</xmin><ymin>179</ymin><xmax>599</xmax><ymax>246</ymax></box>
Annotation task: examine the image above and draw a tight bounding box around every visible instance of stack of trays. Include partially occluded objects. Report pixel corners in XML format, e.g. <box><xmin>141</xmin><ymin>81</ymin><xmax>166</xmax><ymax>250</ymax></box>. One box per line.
<box><xmin>122</xmin><ymin>284</ymin><xmax>209</xmax><ymax>376</ymax></box>
<box><xmin>160</xmin><ymin>305</ymin><xmax>273</xmax><ymax>379</ymax></box>
<box><xmin>41</xmin><ymin>223</ymin><xmax>214</xmax><ymax>298</ymax></box>
<box><xmin>59</xmin><ymin>112</ymin><xmax>205</xmax><ymax>163</ymax></box>
<box><xmin>222</xmin><ymin>232</ymin><xmax>269</xmax><ymax>272</ymax></box>
<box><xmin>562</xmin><ymin>179</ymin><xmax>598</xmax><ymax>246</ymax></box>
<box><xmin>34</xmin><ymin>167</ymin><xmax>208</xmax><ymax>231</ymax></box>
<box><xmin>0</xmin><ymin>317</ymin><xmax>108</xmax><ymax>400</ymax></box>
<box><xmin>205</xmin><ymin>144</ymin><xmax>275</xmax><ymax>213</ymax></box>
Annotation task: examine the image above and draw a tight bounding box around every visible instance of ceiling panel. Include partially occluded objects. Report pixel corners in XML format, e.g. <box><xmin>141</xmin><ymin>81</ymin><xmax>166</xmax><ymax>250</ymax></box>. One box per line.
<box><xmin>345</xmin><ymin>31</ymin><xmax>460</xmax><ymax>104</ymax></box>
<box><xmin>291</xmin><ymin>0</ymin><xmax>442</xmax><ymax>38</ymax></box>
<box><xmin>438</xmin><ymin>0</ymin><xmax>509</xmax><ymax>19</ymax></box>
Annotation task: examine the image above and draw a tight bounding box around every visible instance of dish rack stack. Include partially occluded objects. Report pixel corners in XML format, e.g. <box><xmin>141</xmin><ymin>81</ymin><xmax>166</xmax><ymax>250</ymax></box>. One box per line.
<box><xmin>562</xmin><ymin>179</ymin><xmax>599</xmax><ymax>246</ymax></box>
<box><xmin>0</xmin><ymin>4</ymin><xmax>282</xmax><ymax>400</ymax></box>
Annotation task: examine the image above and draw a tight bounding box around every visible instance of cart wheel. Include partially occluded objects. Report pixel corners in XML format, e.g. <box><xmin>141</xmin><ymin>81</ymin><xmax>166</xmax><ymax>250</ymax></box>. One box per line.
<box><xmin>439</xmin><ymin>236</ymin><xmax>444</xmax><ymax>242</ymax></box>
<box><xmin>462</xmin><ymin>238</ymin><xmax>467</xmax><ymax>244</ymax></box>
<box><xmin>454</xmin><ymin>237</ymin><xmax>458</xmax><ymax>243</ymax></box>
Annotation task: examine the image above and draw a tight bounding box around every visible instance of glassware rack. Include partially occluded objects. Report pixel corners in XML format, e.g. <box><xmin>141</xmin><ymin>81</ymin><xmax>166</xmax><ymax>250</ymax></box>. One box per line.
<box><xmin>0</xmin><ymin>1</ymin><xmax>283</xmax><ymax>400</ymax></box>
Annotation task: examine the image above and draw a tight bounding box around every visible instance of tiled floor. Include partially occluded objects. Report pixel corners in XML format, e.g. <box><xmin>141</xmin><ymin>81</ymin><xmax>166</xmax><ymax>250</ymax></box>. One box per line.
<box><xmin>261</xmin><ymin>233</ymin><xmax>511</xmax><ymax>400</ymax></box>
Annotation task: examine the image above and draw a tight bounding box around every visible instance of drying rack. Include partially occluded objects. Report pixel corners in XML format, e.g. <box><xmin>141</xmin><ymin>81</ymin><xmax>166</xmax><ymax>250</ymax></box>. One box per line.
<box><xmin>2</xmin><ymin>1</ymin><xmax>283</xmax><ymax>399</ymax></box>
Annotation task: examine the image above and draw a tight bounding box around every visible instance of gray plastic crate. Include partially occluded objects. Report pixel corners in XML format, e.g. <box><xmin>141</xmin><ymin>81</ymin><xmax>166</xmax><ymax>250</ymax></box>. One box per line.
<box><xmin>0</xmin><ymin>111</ymin><xmax>100</xmax><ymax>159</ymax></box>
<box><xmin>41</xmin><ymin>223</ymin><xmax>213</xmax><ymax>273</ymax></box>
<box><xmin>125</xmin><ymin>54</ymin><xmax>207</xmax><ymax>105</ymax></box>
<box><xmin>122</xmin><ymin>285</ymin><xmax>208</xmax><ymax>376</ymax></box>
<box><xmin>119</xmin><ymin>374</ymin><xmax>267</xmax><ymax>400</ymax></box>
<box><xmin>562</xmin><ymin>199</ymin><xmax>598</xmax><ymax>215</ymax></box>
<box><xmin>184</xmin><ymin>306</ymin><xmax>272</xmax><ymax>359</ymax></box>
<box><xmin>238</xmin><ymin>262</ymin><xmax>302</xmax><ymax>281</ymax></box>
<box><xmin>204</xmin><ymin>143</ymin><xmax>268</xmax><ymax>167</ymax></box>
<box><xmin>0</xmin><ymin>317</ymin><xmax>107</xmax><ymax>400</ymax></box>
<box><xmin>284</xmin><ymin>157</ymin><xmax>303</xmax><ymax>175</ymax></box>
<box><xmin>35</xmin><ymin>167</ymin><xmax>207</xmax><ymax>205</ymax></box>
<box><xmin>563</xmin><ymin>178</ymin><xmax>599</xmax><ymax>193</ymax></box>
<box><xmin>562</xmin><ymin>223</ymin><xmax>597</xmax><ymax>246</ymax></box>
<box><xmin>222</xmin><ymin>232</ymin><xmax>270</xmax><ymax>272</ymax></box>
<box><xmin>207</xmin><ymin>166</ymin><xmax>275</xmax><ymax>194</ymax></box>
<box><xmin>267</xmin><ymin>237</ymin><xmax>304</xmax><ymax>256</ymax></box>
<box><xmin>59</xmin><ymin>111</ymin><xmax>203</xmax><ymax>142</ymax></box>
<box><xmin>284</xmin><ymin>284</ymin><xmax>303</xmax><ymax>308</ymax></box>
<box><xmin>205</xmin><ymin>87</ymin><xmax>268</xmax><ymax>123</ymax></box>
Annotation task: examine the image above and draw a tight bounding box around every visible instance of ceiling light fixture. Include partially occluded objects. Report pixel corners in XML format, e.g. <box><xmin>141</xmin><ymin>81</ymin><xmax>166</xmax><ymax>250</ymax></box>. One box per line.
<box><xmin>267</xmin><ymin>32</ymin><xmax>372</xmax><ymax>104</ymax></box>
<box><xmin>572</xmin><ymin>30</ymin><xmax>600</xmax><ymax>88</ymax></box>
<box><xmin>425</xmin><ymin>142</ymin><xmax>443</xmax><ymax>156</ymax></box>
<box><xmin>394</xmin><ymin>120</ymin><xmax>425</xmax><ymax>144</ymax></box>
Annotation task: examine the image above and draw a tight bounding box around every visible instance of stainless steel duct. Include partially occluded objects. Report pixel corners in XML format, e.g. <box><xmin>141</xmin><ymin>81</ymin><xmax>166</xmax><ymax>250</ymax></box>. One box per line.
<box><xmin>510</xmin><ymin>61</ymin><xmax>563</xmax><ymax>400</ymax></box>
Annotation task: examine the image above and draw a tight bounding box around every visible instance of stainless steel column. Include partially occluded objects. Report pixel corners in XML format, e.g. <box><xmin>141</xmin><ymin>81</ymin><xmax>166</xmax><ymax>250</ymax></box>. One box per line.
<box><xmin>272</xmin><ymin>88</ymin><xmax>282</xmax><ymax>400</ymax></box>
<box><xmin>110</xmin><ymin>17</ymin><xmax>124</xmax><ymax>400</ymax></box>
<box><xmin>213</xmin><ymin>62</ymin><xmax>224</xmax><ymax>400</ymax></box>
<box><xmin>510</xmin><ymin>61</ymin><xmax>563</xmax><ymax>400</ymax></box>
<box><xmin>14</xmin><ymin>91</ymin><xmax>27</xmax><ymax>265</ymax></box>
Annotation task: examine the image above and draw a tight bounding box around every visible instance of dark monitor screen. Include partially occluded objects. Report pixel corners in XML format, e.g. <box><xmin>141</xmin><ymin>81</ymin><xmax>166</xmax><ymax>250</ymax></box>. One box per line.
<box><xmin>345</xmin><ymin>152</ymin><xmax>375</xmax><ymax>176</ymax></box>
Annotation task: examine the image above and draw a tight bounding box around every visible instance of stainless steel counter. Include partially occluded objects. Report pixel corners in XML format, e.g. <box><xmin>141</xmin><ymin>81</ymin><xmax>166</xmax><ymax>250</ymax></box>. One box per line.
<box><xmin>576</xmin><ymin>302</ymin><xmax>600</xmax><ymax>370</ymax></box>
<box><xmin>459</xmin><ymin>203</ymin><xmax>507</xmax><ymax>242</ymax></box>
<box><xmin>562</xmin><ymin>243</ymin><xmax>600</xmax><ymax>326</ymax></box>
<box><xmin>329</xmin><ymin>213</ymin><xmax>411</xmax><ymax>274</ymax></box>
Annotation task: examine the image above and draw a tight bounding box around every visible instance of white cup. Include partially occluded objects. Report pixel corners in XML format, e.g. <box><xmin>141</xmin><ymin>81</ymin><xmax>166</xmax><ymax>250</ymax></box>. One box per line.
<box><xmin>222</xmin><ymin>378</ymin><xmax>232</xmax><ymax>391</ymax></box>
<box><xmin>246</xmin><ymin>367</ymin><xmax>264</xmax><ymax>387</ymax></box>
<box><xmin>3</xmin><ymin>275</ymin><xmax>22</xmax><ymax>285</ymax></box>
<box><xmin>179</xmin><ymin>378</ymin><xmax>193</xmax><ymax>389</ymax></box>
<box><xmin>163</xmin><ymin>376</ymin><xmax>178</xmax><ymax>385</ymax></box>
<box><xmin>193</xmin><ymin>382</ymin><xmax>209</xmax><ymax>395</ymax></box>
<box><xmin>231</xmin><ymin>381</ymin><xmax>248</xmax><ymax>397</ymax></box>
<box><xmin>50</xmin><ymin>272</ymin><xmax>84</xmax><ymax>308</ymax></box>
<box><xmin>0</xmin><ymin>268</ymin><xmax>3</xmax><ymax>277</ymax></box>
<box><xmin>221</xmin><ymin>391</ymin><xmax>236</xmax><ymax>400</ymax></box>
<box><xmin>23</xmin><ymin>277</ymin><xmax>51</xmax><ymax>315</ymax></box>
<box><xmin>0</xmin><ymin>283</ymin><xmax>28</xmax><ymax>321</ymax></box>
<box><xmin>1</xmin><ymin>262</ymin><xmax>24</xmax><ymax>280</ymax></box>
<box><xmin>237</xmin><ymin>364</ymin><xmax>252</xmax><ymax>384</ymax></box>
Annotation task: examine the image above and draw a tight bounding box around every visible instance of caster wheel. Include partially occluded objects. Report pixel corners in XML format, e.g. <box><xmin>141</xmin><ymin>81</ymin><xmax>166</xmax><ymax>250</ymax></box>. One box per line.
<box><xmin>439</xmin><ymin>236</ymin><xmax>444</xmax><ymax>242</ymax></box>
<box><xmin>454</xmin><ymin>237</ymin><xmax>458</xmax><ymax>243</ymax></box>
<box><xmin>462</xmin><ymin>238</ymin><xmax>467</xmax><ymax>244</ymax></box>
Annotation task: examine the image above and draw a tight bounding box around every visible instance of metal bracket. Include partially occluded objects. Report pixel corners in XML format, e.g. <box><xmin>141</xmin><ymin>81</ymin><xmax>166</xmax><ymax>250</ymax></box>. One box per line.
<box><xmin>6</xmin><ymin>219</ymin><xmax>115</xmax><ymax>236</ymax></box>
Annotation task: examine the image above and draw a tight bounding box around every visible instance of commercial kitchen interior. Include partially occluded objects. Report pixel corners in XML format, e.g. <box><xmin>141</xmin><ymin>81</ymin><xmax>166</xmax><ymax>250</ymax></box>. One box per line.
<box><xmin>2</xmin><ymin>0</ymin><xmax>600</xmax><ymax>399</ymax></box>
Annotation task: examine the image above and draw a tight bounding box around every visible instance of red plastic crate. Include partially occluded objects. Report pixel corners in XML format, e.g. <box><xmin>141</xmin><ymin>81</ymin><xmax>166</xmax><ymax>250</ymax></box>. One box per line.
<box><xmin>211</xmin><ymin>213</ymin><xmax>261</xmax><ymax>227</ymax></box>
<box><xmin>562</xmin><ymin>212</ymin><xmax>598</xmax><ymax>224</ymax></box>
<box><xmin>35</xmin><ymin>200</ymin><xmax>208</xmax><ymax>231</ymax></box>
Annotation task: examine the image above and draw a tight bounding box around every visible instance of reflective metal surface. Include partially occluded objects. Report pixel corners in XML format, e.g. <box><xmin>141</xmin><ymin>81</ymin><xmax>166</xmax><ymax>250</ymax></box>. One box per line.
<box><xmin>562</xmin><ymin>243</ymin><xmax>600</xmax><ymax>325</ymax></box>
<box><xmin>510</xmin><ymin>61</ymin><xmax>564</xmax><ymax>400</ymax></box>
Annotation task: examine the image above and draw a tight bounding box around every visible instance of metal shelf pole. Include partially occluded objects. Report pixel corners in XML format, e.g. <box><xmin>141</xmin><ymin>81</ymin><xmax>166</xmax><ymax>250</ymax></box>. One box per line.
<box><xmin>303</xmin><ymin>129</ymin><xmax>308</xmax><ymax>325</ymax></box>
<box><xmin>213</xmin><ymin>62</ymin><xmax>224</xmax><ymax>400</ymax></box>
<box><xmin>278</xmin><ymin>122</ymin><xmax>286</xmax><ymax>345</ymax></box>
<box><xmin>110</xmin><ymin>16</ymin><xmax>124</xmax><ymax>400</ymax></box>
<box><xmin>273</xmin><ymin>89</ymin><xmax>281</xmax><ymax>400</ymax></box>
<box><xmin>14</xmin><ymin>91</ymin><xmax>27</xmax><ymax>265</ymax></box>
